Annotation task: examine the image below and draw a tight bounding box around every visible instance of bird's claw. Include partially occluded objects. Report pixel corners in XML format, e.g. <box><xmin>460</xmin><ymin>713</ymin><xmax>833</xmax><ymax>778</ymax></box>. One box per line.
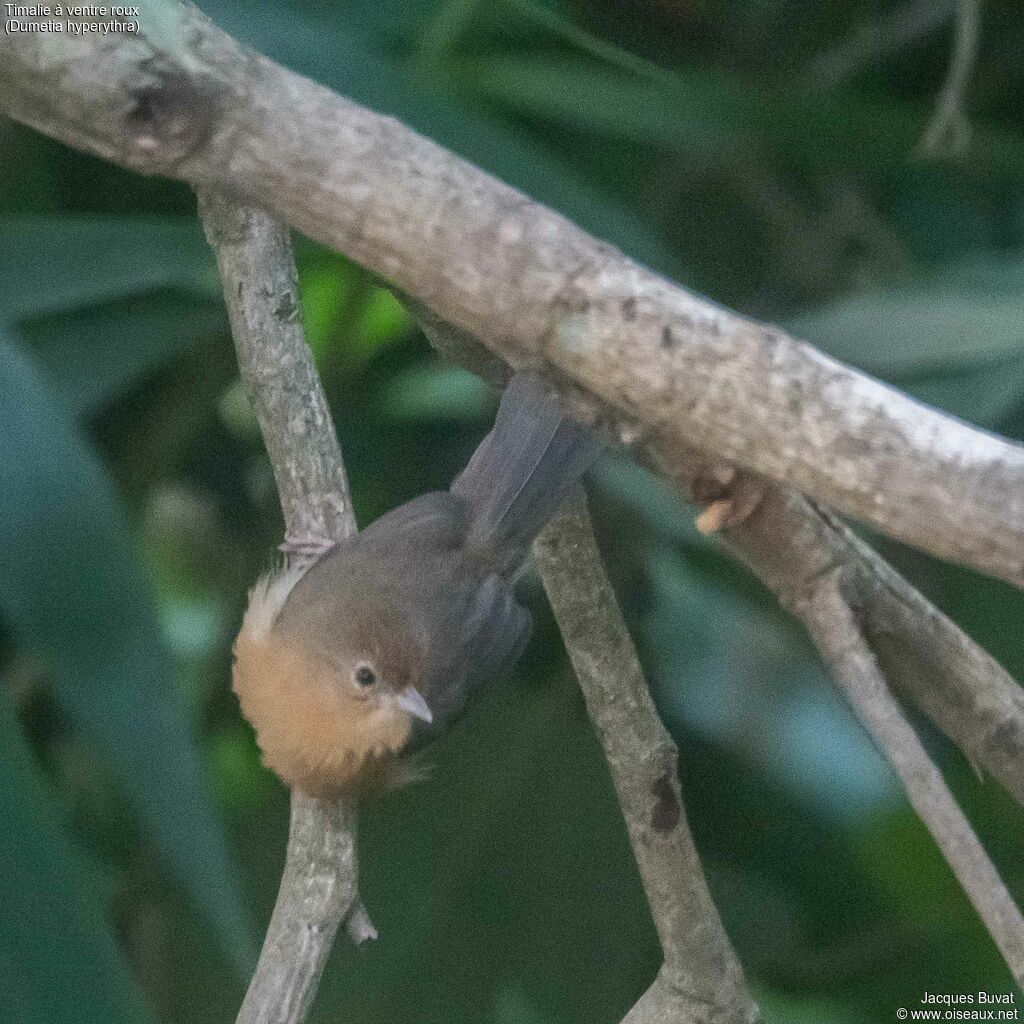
<box><xmin>280</xmin><ymin>531</ymin><xmax>336</xmax><ymax>567</ymax></box>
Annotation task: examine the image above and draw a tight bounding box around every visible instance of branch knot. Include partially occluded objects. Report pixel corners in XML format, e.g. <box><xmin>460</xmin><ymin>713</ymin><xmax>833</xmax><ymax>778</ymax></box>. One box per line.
<box><xmin>125</xmin><ymin>58</ymin><xmax>217</xmax><ymax>169</ymax></box>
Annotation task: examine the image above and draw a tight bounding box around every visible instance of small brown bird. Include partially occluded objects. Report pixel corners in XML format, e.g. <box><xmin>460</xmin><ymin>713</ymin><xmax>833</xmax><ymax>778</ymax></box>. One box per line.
<box><xmin>233</xmin><ymin>374</ymin><xmax>601</xmax><ymax>798</ymax></box>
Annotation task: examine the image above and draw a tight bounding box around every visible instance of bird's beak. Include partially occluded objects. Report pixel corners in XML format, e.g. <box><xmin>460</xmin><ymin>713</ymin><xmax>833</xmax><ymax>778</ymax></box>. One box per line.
<box><xmin>395</xmin><ymin>686</ymin><xmax>433</xmax><ymax>724</ymax></box>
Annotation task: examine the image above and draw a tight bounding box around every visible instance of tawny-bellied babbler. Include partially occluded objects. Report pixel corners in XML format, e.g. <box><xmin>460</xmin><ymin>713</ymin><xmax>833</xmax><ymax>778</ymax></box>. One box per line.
<box><xmin>232</xmin><ymin>374</ymin><xmax>601</xmax><ymax>798</ymax></box>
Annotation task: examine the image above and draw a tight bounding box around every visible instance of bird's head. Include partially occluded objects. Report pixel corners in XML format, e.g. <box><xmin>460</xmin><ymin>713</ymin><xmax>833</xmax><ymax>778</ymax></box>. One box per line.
<box><xmin>231</xmin><ymin>565</ymin><xmax>433</xmax><ymax>797</ymax></box>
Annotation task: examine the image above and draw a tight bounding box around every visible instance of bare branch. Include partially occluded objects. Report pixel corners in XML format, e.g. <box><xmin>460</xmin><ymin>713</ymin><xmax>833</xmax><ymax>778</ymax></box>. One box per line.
<box><xmin>534</xmin><ymin>500</ymin><xmax>759</xmax><ymax>1024</ymax></box>
<box><xmin>919</xmin><ymin>0</ymin><xmax>982</xmax><ymax>157</ymax></box>
<box><xmin>198</xmin><ymin>192</ymin><xmax>353</xmax><ymax>548</ymax></box>
<box><xmin>6</xmin><ymin>1</ymin><xmax>1024</xmax><ymax>1002</ymax></box>
<box><xmin>682</xmin><ymin>473</ymin><xmax>1024</xmax><ymax>809</ymax></box>
<box><xmin>197</xmin><ymin>190</ymin><xmax>372</xmax><ymax>1024</ymax></box>
<box><xmin>3</xmin><ymin>3</ymin><xmax>1024</xmax><ymax>587</ymax></box>
<box><xmin>421</xmin><ymin>308</ymin><xmax>1024</xmax><ymax>814</ymax></box>
<box><xmin>235</xmin><ymin>794</ymin><xmax>367</xmax><ymax>1024</ymax></box>
<box><xmin>799</xmin><ymin>571</ymin><xmax>1024</xmax><ymax>987</ymax></box>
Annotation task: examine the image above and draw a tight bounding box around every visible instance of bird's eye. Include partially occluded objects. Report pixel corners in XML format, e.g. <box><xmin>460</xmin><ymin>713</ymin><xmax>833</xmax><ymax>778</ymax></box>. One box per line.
<box><xmin>353</xmin><ymin>664</ymin><xmax>378</xmax><ymax>688</ymax></box>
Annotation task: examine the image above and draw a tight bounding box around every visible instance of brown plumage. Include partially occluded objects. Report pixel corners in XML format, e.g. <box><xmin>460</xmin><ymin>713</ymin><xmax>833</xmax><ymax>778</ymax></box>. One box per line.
<box><xmin>233</xmin><ymin>569</ymin><xmax>420</xmax><ymax>796</ymax></box>
<box><xmin>231</xmin><ymin>374</ymin><xmax>601</xmax><ymax>798</ymax></box>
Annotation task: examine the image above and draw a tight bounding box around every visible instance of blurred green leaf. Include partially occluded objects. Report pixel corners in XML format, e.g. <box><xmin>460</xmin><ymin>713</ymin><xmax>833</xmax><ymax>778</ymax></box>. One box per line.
<box><xmin>360</xmin><ymin>287</ymin><xmax>412</xmax><ymax>348</ymax></box>
<box><xmin>454</xmin><ymin>55</ymin><xmax>1024</xmax><ymax>179</ymax></box>
<box><xmin>20</xmin><ymin>289</ymin><xmax>227</xmax><ymax>416</ymax></box>
<box><xmin>217</xmin><ymin>379</ymin><xmax>262</xmax><ymax>440</ymax></box>
<box><xmin>0</xmin><ymin>124</ymin><xmax>56</xmax><ymax>214</ymax></box>
<box><xmin>0</xmin><ymin>218</ymin><xmax>225</xmax><ymax>419</ymax></box>
<box><xmin>299</xmin><ymin>261</ymin><xmax>357</xmax><ymax>359</ymax></box>
<box><xmin>492</xmin><ymin>983</ymin><xmax>554</xmax><ymax>1024</ymax></box>
<box><xmin>415</xmin><ymin>0</ymin><xmax>672</xmax><ymax>89</ymax></box>
<box><xmin>299</xmin><ymin>256</ymin><xmax>411</xmax><ymax>367</ymax></box>
<box><xmin>208</xmin><ymin>725</ymin><xmax>270</xmax><ymax>811</ymax></box>
<box><xmin>200</xmin><ymin>0</ymin><xmax>679</xmax><ymax>272</ymax></box>
<box><xmin>789</xmin><ymin>254</ymin><xmax>1024</xmax><ymax>372</ymax></box>
<box><xmin>414</xmin><ymin>0</ymin><xmax>482</xmax><ymax>68</ymax></box>
<box><xmin>0</xmin><ymin>217</ymin><xmax>217</xmax><ymax>322</ymax></box>
<box><xmin>382</xmin><ymin>362</ymin><xmax>492</xmax><ymax>420</ymax></box>
<box><xmin>0</xmin><ymin>331</ymin><xmax>255</xmax><ymax>973</ymax></box>
<box><xmin>899</xmin><ymin>357</ymin><xmax>1024</xmax><ymax>430</ymax></box>
<box><xmin>856</xmin><ymin>810</ymin><xmax>969</xmax><ymax>930</ymax></box>
<box><xmin>457</xmin><ymin>55</ymin><xmax>738</xmax><ymax>153</ymax></box>
<box><xmin>849</xmin><ymin>806</ymin><xmax>1018</xmax><ymax>997</ymax></box>
<box><xmin>753</xmin><ymin>988</ymin><xmax>860</xmax><ymax>1024</ymax></box>
<box><xmin>0</xmin><ymin>688</ymin><xmax>156</xmax><ymax>1024</ymax></box>
<box><xmin>788</xmin><ymin>253</ymin><xmax>1024</xmax><ymax>425</ymax></box>
<box><xmin>503</xmin><ymin>0</ymin><xmax>675</xmax><ymax>85</ymax></box>
<box><xmin>594</xmin><ymin>456</ymin><xmax>699</xmax><ymax>546</ymax></box>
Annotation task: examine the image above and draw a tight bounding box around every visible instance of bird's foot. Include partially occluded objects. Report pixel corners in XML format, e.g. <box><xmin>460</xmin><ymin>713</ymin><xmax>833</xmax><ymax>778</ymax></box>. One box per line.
<box><xmin>280</xmin><ymin>531</ymin><xmax>336</xmax><ymax>567</ymax></box>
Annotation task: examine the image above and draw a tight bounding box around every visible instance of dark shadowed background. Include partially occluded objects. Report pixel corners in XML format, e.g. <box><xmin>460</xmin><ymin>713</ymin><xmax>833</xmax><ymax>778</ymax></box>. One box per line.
<box><xmin>1</xmin><ymin>1</ymin><xmax>1023</xmax><ymax>1021</ymax></box>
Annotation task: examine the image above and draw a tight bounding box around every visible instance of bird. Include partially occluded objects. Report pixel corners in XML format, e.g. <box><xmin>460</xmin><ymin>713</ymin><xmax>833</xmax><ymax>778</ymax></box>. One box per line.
<box><xmin>232</xmin><ymin>373</ymin><xmax>602</xmax><ymax>799</ymax></box>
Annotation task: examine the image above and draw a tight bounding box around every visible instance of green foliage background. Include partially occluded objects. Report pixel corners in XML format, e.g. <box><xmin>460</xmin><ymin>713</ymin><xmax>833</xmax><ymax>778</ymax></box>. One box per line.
<box><xmin>2</xmin><ymin>1</ymin><xmax>1023</xmax><ymax>1021</ymax></box>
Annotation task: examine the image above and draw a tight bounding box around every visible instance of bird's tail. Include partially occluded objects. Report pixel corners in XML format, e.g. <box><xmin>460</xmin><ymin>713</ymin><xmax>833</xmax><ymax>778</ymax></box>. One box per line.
<box><xmin>450</xmin><ymin>373</ymin><xmax>602</xmax><ymax>570</ymax></box>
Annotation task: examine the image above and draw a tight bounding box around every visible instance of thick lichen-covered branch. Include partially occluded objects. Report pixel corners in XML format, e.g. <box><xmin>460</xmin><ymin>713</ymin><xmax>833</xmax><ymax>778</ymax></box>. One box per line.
<box><xmin>198</xmin><ymin>191</ymin><xmax>373</xmax><ymax>1024</ymax></box>
<box><xmin>3</xmin><ymin>2</ymin><xmax>1024</xmax><ymax>587</ymax></box>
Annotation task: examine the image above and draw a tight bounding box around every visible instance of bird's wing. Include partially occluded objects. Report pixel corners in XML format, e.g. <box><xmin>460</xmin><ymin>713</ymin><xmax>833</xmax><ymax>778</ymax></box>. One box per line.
<box><xmin>408</xmin><ymin>572</ymin><xmax>531</xmax><ymax>746</ymax></box>
<box><xmin>356</xmin><ymin>490</ymin><xmax>469</xmax><ymax>555</ymax></box>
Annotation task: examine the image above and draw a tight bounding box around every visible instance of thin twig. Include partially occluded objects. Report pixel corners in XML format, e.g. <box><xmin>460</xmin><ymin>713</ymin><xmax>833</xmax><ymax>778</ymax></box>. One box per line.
<box><xmin>919</xmin><ymin>0</ymin><xmax>982</xmax><ymax>156</ymax></box>
<box><xmin>535</xmin><ymin>498</ymin><xmax>759</xmax><ymax>1024</ymax></box>
<box><xmin>3</xmin><ymin>3</ymin><xmax>1024</xmax><ymax>587</ymax></box>
<box><xmin>197</xmin><ymin>190</ymin><xmax>374</xmax><ymax>1024</ymax></box>
<box><xmin>800</xmin><ymin>570</ymin><xmax>1024</xmax><ymax>987</ymax></box>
